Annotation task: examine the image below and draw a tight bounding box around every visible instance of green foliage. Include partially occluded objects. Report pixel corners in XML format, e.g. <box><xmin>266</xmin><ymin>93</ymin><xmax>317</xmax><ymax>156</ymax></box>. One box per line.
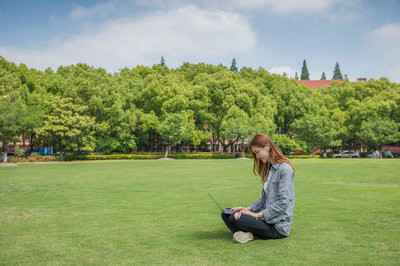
<box><xmin>230</xmin><ymin>58</ymin><xmax>238</xmax><ymax>72</ymax></box>
<box><xmin>30</xmin><ymin>152</ymin><xmax>41</xmax><ymax>158</ymax></box>
<box><xmin>0</xmin><ymin>57</ymin><xmax>399</xmax><ymax>157</ymax></box>
<box><xmin>321</xmin><ymin>72</ymin><xmax>326</xmax><ymax>80</ymax></box>
<box><xmin>14</xmin><ymin>145</ymin><xmax>24</xmax><ymax>158</ymax></box>
<box><xmin>287</xmin><ymin>154</ymin><xmax>321</xmax><ymax>159</ymax></box>
<box><xmin>0</xmin><ymin>101</ymin><xmax>22</xmax><ymax>161</ymax></box>
<box><xmin>300</xmin><ymin>60</ymin><xmax>310</xmax><ymax>80</ymax></box>
<box><xmin>271</xmin><ymin>79</ymin><xmax>314</xmax><ymax>134</ymax></box>
<box><xmin>271</xmin><ymin>134</ymin><xmax>302</xmax><ymax>154</ymax></box>
<box><xmin>357</xmin><ymin>119</ymin><xmax>400</xmax><ymax>150</ymax></box>
<box><xmin>290</xmin><ymin>114</ymin><xmax>339</xmax><ymax>156</ymax></box>
<box><xmin>38</xmin><ymin>96</ymin><xmax>96</xmax><ymax>153</ymax></box>
<box><xmin>63</xmin><ymin>153</ymin><xmax>241</xmax><ymax>160</ymax></box>
<box><xmin>332</xmin><ymin>62</ymin><xmax>343</xmax><ymax>80</ymax></box>
<box><xmin>63</xmin><ymin>154</ymin><xmax>164</xmax><ymax>160</ymax></box>
<box><xmin>159</xmin><ymin>112</ymin><xmax>194</xmax><ymax>146</ymax></box>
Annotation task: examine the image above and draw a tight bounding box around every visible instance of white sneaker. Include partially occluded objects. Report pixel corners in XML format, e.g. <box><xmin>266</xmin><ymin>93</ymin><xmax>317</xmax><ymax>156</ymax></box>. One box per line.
<box><xmin>233</xmin><ymin>231</ymin><xmax>254</xmax><ymax>243</ymax></box>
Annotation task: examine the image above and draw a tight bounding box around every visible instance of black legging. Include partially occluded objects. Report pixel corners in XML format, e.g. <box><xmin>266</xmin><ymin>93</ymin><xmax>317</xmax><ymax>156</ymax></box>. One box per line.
<box><xmin>221</xmin><ymin>212</ymin><xmax>285</xmax><ymax>239</ymax></box>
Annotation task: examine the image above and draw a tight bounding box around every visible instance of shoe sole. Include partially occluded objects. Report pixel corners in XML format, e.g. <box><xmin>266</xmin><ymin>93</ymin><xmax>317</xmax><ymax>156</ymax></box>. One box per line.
<box><xmin>233</xmin><ymin>231</ymin><xmax>254</xmax><ymax>243</ymax></box>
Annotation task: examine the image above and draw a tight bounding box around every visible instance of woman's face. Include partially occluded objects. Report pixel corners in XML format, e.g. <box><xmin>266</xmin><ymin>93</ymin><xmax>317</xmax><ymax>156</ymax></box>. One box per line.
<box><xmin>251</xmin><ymin>145</ymin><xmax>270</xmax><ymax>163</ymax></box>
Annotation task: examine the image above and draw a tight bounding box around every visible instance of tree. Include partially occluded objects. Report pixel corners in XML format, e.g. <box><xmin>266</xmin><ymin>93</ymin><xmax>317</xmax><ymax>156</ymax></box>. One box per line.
<box><xmin>295</xmin><ymin>72</ymin><xmax>299</xmax><ymax>80</ymax></box>
<box><xmin>39</xmin><ymin>96</ymin><xmax>96</xmax><ymax>155</ymax></box>
<box><xmin>332</xmin><ymin>62</ymin><xmax>343</xmax><ymax>80</ymax></box>
<box><xmin>160</xmin><ymin>56</ymin><xmax>166</xmax><ymax>67</ymax></box>
<box><xmin>357</xmin><ymin>119</ymin><xmax>400</xmax><ymax>157</ymax></box>
<box><xmin>300</xmin><ymin>60</ymin><xmax>310</xmax><ymax>80</ymax></box>
<box><xmin>291</xmin><ymin>114</ymin><xmax>339</xmax><ymax>158</ymax></box>
<box><xmin>0</xmin><ymin>101</ymin><xmax>21</xmax><ymax>163</ymax></box>
<box><xmin>321</xmin><ymin>72</ymin><xmax>326</xmax><ymax>80</ymax></box>
<box><xmin>283</xmin><ymin>72</ymin><xmax>287</xmax><ymax>77</ymax></box>
<box><xmin>271</xmin><ymin>134</ymin><xmax>302</xmax><ymax>154</ymax></box>
<box><xmin>158</xmin><ymin>112</ymin><xmax>194</xmax><ymax>158</ymax></box>
<box><xmin>137</xmin><ymin>111</ymin><xmax>160</xmax><ymax>152</ymax></box>
<box><xmin>271</xmin><ymin>80</ymin><xmax>314</xmax><ymax>134</ymax></box>
<box><xmin>20</xmin><ymin>104</ymin><xmax>45</xmax><ymax>154</ymax></box>
<box><xmin>230</xmin><ymin>58</ymin><xmax>238</xmax><ymax>72</ymax></box>
<box><xmin>220</xmin><ymin>106</ymin><xmax>251</xmax><ymax>157</ymax></box>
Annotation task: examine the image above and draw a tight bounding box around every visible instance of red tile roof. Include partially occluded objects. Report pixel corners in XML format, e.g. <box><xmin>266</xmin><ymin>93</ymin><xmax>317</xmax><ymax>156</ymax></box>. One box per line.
<box><xmin>297</xmin><ymin>80</ymin><xmax>344</xmax><ymax>90</ymax></box>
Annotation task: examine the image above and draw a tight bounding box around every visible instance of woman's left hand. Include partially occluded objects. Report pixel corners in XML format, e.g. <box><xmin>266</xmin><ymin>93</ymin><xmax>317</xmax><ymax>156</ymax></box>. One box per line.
<box><xmin>240</xmin><ymin>209</ymin><xmax>263</xmax><ymax>219</ymax></box>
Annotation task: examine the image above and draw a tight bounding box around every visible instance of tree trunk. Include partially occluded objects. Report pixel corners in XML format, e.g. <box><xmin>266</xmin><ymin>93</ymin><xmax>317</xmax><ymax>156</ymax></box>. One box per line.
<box><xmin>150</xmin><ymin>130</ymin><xmax>154</xmax><ymax>152</ymax></box>
<box><xmin>209</xmin><ymin>124</ymin><xmax>213</xmax><ymax>152</ymax></box>
<box><xmin>217</xmin><ymin>136</ymin><xmax>228</xmax><ymax>152</ymax></box>
<box><xmin>29</xmin><ymin>133</ymin><xmax>35</xmax><ymax>154</ymax></box>
<box><xmin>22</xmin><ymin>134</ymin><xmax>26</xmax><ymax>153</ymax></box>
<box><xmin>164</xmin><ymin>144</ymin><xmax>170</xmax><ymax>158</ymax></box>
<box><xmin>3</xmin><ymin>141</ymin><xmax>8</xmax><ymax>163</ymax></box>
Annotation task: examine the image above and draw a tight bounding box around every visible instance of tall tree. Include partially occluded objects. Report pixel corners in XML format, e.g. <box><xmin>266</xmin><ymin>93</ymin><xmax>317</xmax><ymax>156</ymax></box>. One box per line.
<box><xmin>301</xmin><ymin>60</ymin><xmax>310</xmax><ymax>80</ymax></box>
<box><xmin>39</xmin><ymin>96</ymin><xmax>96</xmax><ymax>155</ymax></box>
<box><xmin>357</xmin><ymin>119</ymin><xmax>400</xmax><ymax>157</ymax></box>
<box><xmin>230</xmin><ymin>58</ymin><xmax>238</xmax><ymax>72</ymax></box>
<box><xmin>220</xmin><ymin>106</ymin><xmax>251</xmax><ymax>156</ymax></box>
<box><xmin>0</xmin><ymin>101</ymin><xmax>21</xmax><ymax>162</ymax></box>
<box><xmin>160</xmin><ymin>56</ymin><xmax>166</xmax><ymax>67</ymax></box>
<box><xmin>295</xmin><ymin>72</ymin><xmax>299</xmax><ymax>80</ymax></box>
<box><xmin>321</xmin><ymin>72</ymin><xmax>327</xmax><ymax>80</ymax></box>
<box><xmin>291</xmin><ymin>114</ymin><xmax>339</xmax><ymax>158</ymax></box>
<box><xmin>332</xmin><ymin>62</ymin><xmax>343</xmax><ymax>80</ymax></box>
<box><xmin>159</xmin><ymin>111</ymin><xmax>194</xmax><ymax>158</ymax></box>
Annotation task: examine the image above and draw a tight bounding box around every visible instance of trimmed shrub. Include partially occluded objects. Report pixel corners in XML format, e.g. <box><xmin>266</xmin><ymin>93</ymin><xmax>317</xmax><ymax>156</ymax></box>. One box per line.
<box><xmin>63</xmin><ymin>154</ymin><xmax>164</xmax><ymax>161</ymax></box>
<box><xmin>287</xmin><ymin>154</ymin><xmax>320</xmax><ymax>159</ymax></box>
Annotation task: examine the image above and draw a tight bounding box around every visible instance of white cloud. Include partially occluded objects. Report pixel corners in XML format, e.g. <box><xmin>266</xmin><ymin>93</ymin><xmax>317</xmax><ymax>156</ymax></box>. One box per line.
<box><xmin>1</xmin><ymin>5</ymin><xmax>256</xmax><ymax>72</ymax></box>
<box><xmin>365</xmin><ymin>22</ymin><xmax>400</xmax><ymax>56</ymax></box>
<box><xmin>135</xmin><ymin>0</ymin><xmax>190</xmax><ymax>9</ymax></box>
<box><xmin>329</xmin><ymin>10</ymin><xmax>358</xmax><ymax>23</ymax></box>
<box><xmin>269</xmin><ymin>66</ymin><xmax>299</xmax><ymax>78</ymax></box>
<box><xmin>231</xmin><ymin>0</ymin><xmax>349</xmax><ymax>15</ymax></box>
<box><xmin>75</xmin><ymin>0</ymin><xmax>358</xmax><ymax>17</ymax></box>
<box><xmin>365</xmin><ymin>23</ymin><xmax>400</xmax><ymax>82</ymax></box>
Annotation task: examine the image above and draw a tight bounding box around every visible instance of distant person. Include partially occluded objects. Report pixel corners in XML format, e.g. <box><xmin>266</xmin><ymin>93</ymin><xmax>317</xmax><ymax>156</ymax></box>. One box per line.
<box><xmin>221</xmin><ymin>133</ymin><xmax>295</xmax><ymax>243</ymax></box>
<box><xmin>386</xmin><ymin>150</ymin><xmax>393</xmax><ymax>158</ymax></box>
<box><xmin>374</xmin><ymin>150</ymin><xmax>380</xmax><ymax>159</ymax></box>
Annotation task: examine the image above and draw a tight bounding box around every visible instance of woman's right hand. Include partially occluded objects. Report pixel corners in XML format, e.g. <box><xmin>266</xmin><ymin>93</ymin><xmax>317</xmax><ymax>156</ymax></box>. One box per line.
<box><xmin>230</xmin><ymin>206</ymin><xmax>251</xmax><ymax>212</ymax></box>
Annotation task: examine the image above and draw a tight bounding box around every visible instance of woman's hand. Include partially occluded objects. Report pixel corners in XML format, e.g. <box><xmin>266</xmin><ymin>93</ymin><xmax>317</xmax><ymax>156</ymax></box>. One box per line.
<box><xmin>240</xmin><ymin>209</ymin><xmax>264</xmax><ymax>219</ymax></box>
<box><xmin>230</xmin><ymin>206</ymin><xmax>251</xmax><ymax>212</ymax></box>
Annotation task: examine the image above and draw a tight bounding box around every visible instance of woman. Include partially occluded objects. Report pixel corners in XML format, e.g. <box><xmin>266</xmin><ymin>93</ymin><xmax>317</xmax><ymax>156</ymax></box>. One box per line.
<box><xmin>221</xmin><ymin>133</ymin><xmax>295</xmax><ymax>243</ymax></box>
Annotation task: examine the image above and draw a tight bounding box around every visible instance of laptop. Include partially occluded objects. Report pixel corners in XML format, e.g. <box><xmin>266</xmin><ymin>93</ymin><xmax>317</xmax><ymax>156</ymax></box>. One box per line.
<box><xmin>207</xmin><ymin>191</ymin><xmax>235</xmax><ymax>214</ymax></box>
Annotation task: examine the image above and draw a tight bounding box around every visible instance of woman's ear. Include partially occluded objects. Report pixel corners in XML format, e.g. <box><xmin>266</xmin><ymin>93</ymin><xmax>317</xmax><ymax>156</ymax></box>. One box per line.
<box><xmin>265</xmin><ymin>145</ymin><xmax>270</xmax><ymax>150</ymax></box>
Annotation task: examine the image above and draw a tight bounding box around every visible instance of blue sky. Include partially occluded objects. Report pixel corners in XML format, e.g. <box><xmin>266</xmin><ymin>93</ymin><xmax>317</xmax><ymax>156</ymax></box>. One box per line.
<box><xmin>1</xmin><ymin>0</ymin><xmax>399</xmax><ymax>82</ymax></box>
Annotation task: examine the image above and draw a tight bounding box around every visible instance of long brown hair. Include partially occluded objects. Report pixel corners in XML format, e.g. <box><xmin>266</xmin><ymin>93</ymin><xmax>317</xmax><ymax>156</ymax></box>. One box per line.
<box><xmin>248</xmin><ymin>133</ymin><xmax>295</xmax><ymax>183</ymax></box>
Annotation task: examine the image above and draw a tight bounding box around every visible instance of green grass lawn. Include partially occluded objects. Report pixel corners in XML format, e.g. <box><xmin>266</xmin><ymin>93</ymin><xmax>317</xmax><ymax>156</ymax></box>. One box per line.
<box><xmin>1</xmin><ymin>159</ymin><xmax>399</xmax><ymax>265</ymax></box>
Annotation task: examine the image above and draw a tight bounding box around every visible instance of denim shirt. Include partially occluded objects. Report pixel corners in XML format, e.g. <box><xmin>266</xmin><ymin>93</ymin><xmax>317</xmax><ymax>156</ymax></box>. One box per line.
<box><xmin>250</xmin><ymin>162</ymin><xmax>295</xmax><ymax>236</ymax></box>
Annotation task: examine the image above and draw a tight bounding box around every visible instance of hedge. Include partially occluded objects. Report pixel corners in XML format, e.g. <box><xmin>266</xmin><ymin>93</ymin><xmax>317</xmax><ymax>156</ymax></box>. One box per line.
<box><xmin>61</xmin><ymin>153</ymin><xmax>320</xmax><ymax>161</ymax></box>
<box><xmin>63</xmin><ymin>154</ymin><xmax>164</xmax><ymax>160</ymax></box>
<box><xmin>287</xmin><ymin>154</ymin><xmax>321</xmax><ymax>159</ymax></box>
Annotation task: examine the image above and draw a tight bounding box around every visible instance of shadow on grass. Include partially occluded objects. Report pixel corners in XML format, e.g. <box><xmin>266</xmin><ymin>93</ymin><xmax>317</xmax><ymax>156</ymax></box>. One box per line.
<box><xmin>191</xmin><ymin>229</ymin><xmax>230</xmax><ymax>240</ymax></box>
